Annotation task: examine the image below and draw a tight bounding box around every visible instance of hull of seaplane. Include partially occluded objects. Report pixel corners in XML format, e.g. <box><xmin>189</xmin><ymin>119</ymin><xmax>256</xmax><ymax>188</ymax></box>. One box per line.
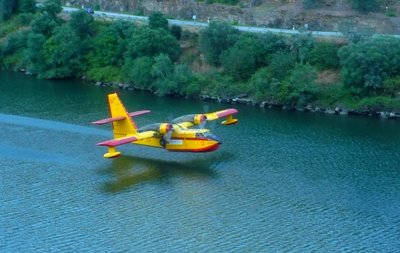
<box><xmin>133</xmin><ymin>137</ymin><xmax>220</xmax><ymax>152</ymax></box>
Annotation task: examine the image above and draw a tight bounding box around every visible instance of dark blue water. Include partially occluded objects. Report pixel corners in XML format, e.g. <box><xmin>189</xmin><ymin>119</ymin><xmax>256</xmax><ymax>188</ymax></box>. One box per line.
<box><xmin>1</xmin><ymin>71</ymin><xmax>399</xmax><ymax>252</ymax></box>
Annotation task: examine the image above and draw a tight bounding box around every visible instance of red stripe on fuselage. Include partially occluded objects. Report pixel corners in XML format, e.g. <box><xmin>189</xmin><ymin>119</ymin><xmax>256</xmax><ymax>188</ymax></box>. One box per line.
<box><xmin>168</xmin><ymin>143</ymin><xmax>220</xmax><ymax>153</ymax></box>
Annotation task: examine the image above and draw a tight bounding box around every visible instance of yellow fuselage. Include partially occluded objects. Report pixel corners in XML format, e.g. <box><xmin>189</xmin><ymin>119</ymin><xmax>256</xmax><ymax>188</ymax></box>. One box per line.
<box><xmin>134</xmin><ymin>128</ymin><xmax>220</xmax><ymax>152</ymax></box>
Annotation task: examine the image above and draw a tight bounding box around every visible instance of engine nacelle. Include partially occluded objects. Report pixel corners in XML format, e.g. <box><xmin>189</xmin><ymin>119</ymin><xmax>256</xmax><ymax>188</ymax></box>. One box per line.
<box><xmin>193</xmin><ymin>114</ymin><xmax>206</xmax><ymax>125</ymax></box>
<box><xmin>159</xmin><ymin>123</ymin><xmax>173</xmax><ymax>134</ymax></box>
<box><xmin>171</xmin><ymin>114</ymin><xmax>206</xmax><ymax>125</ymax></box>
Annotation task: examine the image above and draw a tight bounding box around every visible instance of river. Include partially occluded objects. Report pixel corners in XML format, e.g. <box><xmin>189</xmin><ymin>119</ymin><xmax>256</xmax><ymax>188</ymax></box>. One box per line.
<box><xmin>1</xmin><ymin>71</ymin><xmax>399</xmax><ymax>252</ymax></box>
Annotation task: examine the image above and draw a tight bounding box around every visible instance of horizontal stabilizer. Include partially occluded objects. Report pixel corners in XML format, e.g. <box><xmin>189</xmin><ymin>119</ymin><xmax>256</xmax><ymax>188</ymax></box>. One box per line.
<box><xmin>205</xmin><ymin>109</ymin><xmax>238</xmax><ymax>121</ymax></box>
<box><xmin>92</xmin><ymin>116</ymin><xmax>126</xmax><ymax>125</ymax></box>
<box><xmin>128</xmin><ymin>110</ymin><xmax>151</xmax><ymax>117</ymax></box>
<box><xmin>96</xmin><ymin>136</ymin><xmax>137</xmax><ymax>147</ymax></box>
<box><xmin>92</xmin><ymin>110</ymin><xmax>150</xmax><ymax>125</ymax></box>
<box><xmin>216</xmin><ymin>109</ymin><xmax>238</xmax><ymax>118</ymax></box>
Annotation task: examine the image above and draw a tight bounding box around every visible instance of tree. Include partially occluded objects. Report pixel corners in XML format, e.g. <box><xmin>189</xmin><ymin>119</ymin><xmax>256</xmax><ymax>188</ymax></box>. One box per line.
<box><xmin>69</xmin><ymin>10</ymin><xmax>94</xmax><ymax>39</ymax></box>
<box><xmin>221</xmin><ymin>47</ymin><xmax>256</xmax><ymax>81</ymax></box>
<box><xmin>198</xmin><ymin>21</ymin><xmax>239</xmax><ymax>65</ymax></box>
<box><xmin>42</xmin><ymin>0</ymin><xmax>62</xmax><ymax>17</ymax></box>
<box><xmin>40</xmin><ymin>25</ymin><xmax>86</xmax><ymax>78</ymax></box>
<box><xmin>170</xmin><ymin>25</ymin><xmax>182</xmax><ymax>40</ymax></box>
<box><xmin>267</xmin><ymin>50</ymin><xmax>295</xmax><ymax>81</ymax></box>
<box><xmin>151</xmin><ymin>53</ymin><xmax>175</xmax><ymax>95</ymax></box>
<box><xmin>25</xmin><ymin>32</ymin><xmax>46</xmax><ymax>74</ymax></box>
<box><xmin>286</xmin><ymin>33</ymin><xmax>314</xmax><ymax>64</ymax></box>
<box><xmin>148</xmin><ymin>12</ymin><xmax>168</xmax><ymax>30</ymax></box>
<box><xmin>0</xmin><ymin>0</ymin><xmax>18</xmax><ymax>20</ymax></box>
<box><xmin>125</xmin><ymin>27</ymin><xmax>181</xmax><ymax>61</ymax></box>
<box><xmin>338</xmin><ymin>37</ymin><xmax>400</xmax><ymax>94</ymax></box>
<box><xmin>18</xmin><ymin>0</ymin><xmax>35</xmax><ymax>13</ymax></box>
<box><xmin>307</xmin><ymin>42</ymin><xmax>340</xmax><ymax>70</ymax></box>
<box><xmin>123</xmin><ymin>56</ymin><xmax>155</xmax><ymax>90</ymax></box>
<box><xmin>31</xmin><ymin>12</ymin><xmax>61</xmax><ymax>37</ymax></box>
<box><xmin>287</xmin><ymin>63</ymin><xmax>318</xmax><ymax>106</ymax></box>
<box><xmin>2</xmin><ymin>30</ymin><xmax>28</xmax><ymax>56</ymax></box>
<box><xmin>350</xmin><ymin>0</ymin><xmax>378</xmax><ymax>12</ymax></box>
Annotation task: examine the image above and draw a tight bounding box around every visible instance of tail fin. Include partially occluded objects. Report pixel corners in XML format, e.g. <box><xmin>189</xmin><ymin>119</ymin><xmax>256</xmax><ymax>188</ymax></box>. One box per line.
<box><xmin>107</xmin><ymin>93</ymin><xmax>137</xmax><ymax>138</ymax></box>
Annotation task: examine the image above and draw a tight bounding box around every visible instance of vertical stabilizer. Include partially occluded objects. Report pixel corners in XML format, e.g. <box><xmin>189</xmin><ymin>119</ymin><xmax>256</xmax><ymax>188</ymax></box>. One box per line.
<box><xmin>107</xmin><ymin>93</ymin><xmax>137</xmax><ymax>138</ymax></box>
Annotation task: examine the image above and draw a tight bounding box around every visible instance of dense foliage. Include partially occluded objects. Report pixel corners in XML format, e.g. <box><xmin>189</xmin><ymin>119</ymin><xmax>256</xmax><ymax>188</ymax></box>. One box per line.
<box><xmin>0</xmin><ymin>1</ymin><xmax>399</xmax><ymax>111</ymax></box>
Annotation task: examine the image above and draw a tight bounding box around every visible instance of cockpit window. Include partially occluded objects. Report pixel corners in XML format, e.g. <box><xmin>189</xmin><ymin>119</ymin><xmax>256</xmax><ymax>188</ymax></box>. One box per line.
<box><xmin>195</xmin><ymin>133</ymin><xmax>205</xmax><ymax>138</ymax></box>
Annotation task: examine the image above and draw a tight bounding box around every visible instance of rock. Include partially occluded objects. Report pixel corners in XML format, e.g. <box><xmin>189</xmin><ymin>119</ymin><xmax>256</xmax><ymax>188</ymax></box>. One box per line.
<box><xmin>325</xmin><ymin>109</ymin><xmax>336</xmax><ymax>114</ymax></box>
<box><xmin>118</xmin><ymin>83</ymin><xmax>130</xmax><ymax>90</ymax></box>
<box><xmin>334</xmin><ymin>107</ymin><xmax>341</xmax><ymax>113</ymax></box>
<box><xmin>379</xmin><ymin>112</ymin><xmax>388</xmax><ymax>119</ymax></box>
<box><xmin>388</xmin><ymin>112</ymin><xmax>400</xmax><ymax>119</ymax></box>
<box><xmin>260</xmin><ymin>101</ymin><xmax>267</xmax><ymax>108</ymax></box>
<box><xmin>339</xmin><ymin>109</ymin><xmax>348</xmax><ymax>116</ymax></box>
<box><xmin>217</xmin><ymin>97</ymin><xmax>230</xmax><ymax>103</ymax></box>
<box><xmin>95</xmin><ymin>81</ymin><xmax>102</xmax><ymax>86</ymax></box>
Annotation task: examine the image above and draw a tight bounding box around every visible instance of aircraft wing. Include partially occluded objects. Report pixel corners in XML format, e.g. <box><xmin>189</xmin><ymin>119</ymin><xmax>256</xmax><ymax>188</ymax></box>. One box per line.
<box><xmin>205</xmin><ymin>109</ymin><xmax>238</xmax><ymax>125</ymax></box>
<box><xmin>96</xmin><ymin>131</ymin><xmax>155</xmax><ymax>147</ymax></box>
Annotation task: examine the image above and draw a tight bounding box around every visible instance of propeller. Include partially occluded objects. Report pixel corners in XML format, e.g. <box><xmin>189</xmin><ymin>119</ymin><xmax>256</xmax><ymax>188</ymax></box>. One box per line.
<box><xmin>163</xmin><ymin>126</ymin><xmax>173</xmax><ymax>143</ymax></box>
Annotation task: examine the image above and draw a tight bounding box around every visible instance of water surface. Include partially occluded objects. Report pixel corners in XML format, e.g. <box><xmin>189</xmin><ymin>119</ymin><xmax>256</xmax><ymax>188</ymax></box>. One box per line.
<box><xmin>1</xmin><ymin>71</ymin><xmax>399</xmax><ymax>252</ymax></box>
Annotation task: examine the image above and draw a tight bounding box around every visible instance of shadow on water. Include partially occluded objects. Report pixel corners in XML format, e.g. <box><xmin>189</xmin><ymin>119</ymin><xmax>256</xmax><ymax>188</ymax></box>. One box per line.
<box><xmin>100</xmin><ymin>152</ymin><xmax>233</xmax><ymax>193</ymax></box>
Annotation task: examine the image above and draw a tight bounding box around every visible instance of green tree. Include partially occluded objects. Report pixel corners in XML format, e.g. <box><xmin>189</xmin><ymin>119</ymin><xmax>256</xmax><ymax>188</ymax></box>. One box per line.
<box><xmin>151</xmin><ymin>53</ymin><xmax>175</xmax><ymax>95</ymax></box>
<box><xmin>198</xmin><ymin>21</ymin><xmax>239</xmax><ymax>65</ymax></box>
<box><xmin>2</xmin><ymin>30</ymin><xmax>28</xmax><ymax>56</ymax></box>
<box><xmin>307</xmin><ymin>42</ymin><xmax>340</xmax><ymax>70</ymax></box>
<box><xmin>287</xmin><ymin>63</ymin><xmax>318</xmax><ymax>106</ymax></box>
<box><xmin>148</xmin><ymin>12</ymin><xmax>168</xmax><ymax>30</ymax></box>
<box><xmin>170</xmin><ymin>25</ymin><xmax>182</xmax><ymax>40</ymax></box>
<box><xmin>249</xmin><ymin>67</ymin><xmax>282</xmax><ymax>102</ymax></box>
<box><xmin>41</xmin><ymin>25</ymin><xmax>86</xmax><ymax>78</ymax></box>
<box><xmin>42</xmin><ymin>0</ymin><xmax>62</xmax><ymax>17</ymax></box>
<box><xmin>350</xmin><ymin>0</ymin><xmax>378</xmax><ymax>12</ymax></box>
<box><xmin>126</xmin><ymin>27</ymin><xmax>181</xmax><ymax>61</ymax></box>
<box><xmin>31</xmin><ymin>12</ymin><xmax>61</xmax><ymax>37</ymax></box>
<box><xmin>221</xmin><ymin>47</ymin><xmax>256</xmax><ymax>81</ymax></box>
<box><xmin>287</xmin><ymin>33</ymin><xmax>314</xmax><ymax>64</ymax></box>
<box><xmin>25</xmin><ymin>32</ymin><xmax>46</xmax><ymax>74</ymax></box>
<box><xmin>266</xmin><ymin>50</ymin><xmax>295</xmax><ymax>81</ymax></box>
<box><xmin>69</xmin><ymin>10</ymin><xmax>94</xmax><ymax>39</ymax></box>
<box><xmin>383</xmin><ymin>77</ymin><xmax>400</xmax><ymax>97</ymax></box>
<box><xmin>338</xmin><ymin>37</ymin><xmax>400</xmax><ymax>94</ymax></box>
<box><xmin>123</xmin><ymin>56</ymin><xmax>155</xmax><ymax>90</ymax></box>
<box><xmin>18</xmin><ymin>0</ymin><xmax>35</xmax><ymax>13</ymax></box>
<box><xmin>172</xmin><ymin>64</ymin><xmax>196</xmax><ymax>96</ymax></box>
<box><xmin>0</xmin><ymin>0</ymin><xmax>18</xmax><ymax>20</ymax></box>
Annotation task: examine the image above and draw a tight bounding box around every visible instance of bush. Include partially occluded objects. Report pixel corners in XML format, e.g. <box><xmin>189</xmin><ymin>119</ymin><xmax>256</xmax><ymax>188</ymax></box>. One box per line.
<box><xmin>267</xmin><ymin>50</ymin><xmax>295</xmax><ymax>81</ymax></box>
<box><xmin>287</xmin><ymin>63</ymin><xmax>318</xmax><ymax>106</ymax></box>
<box><xmin>126</xmin><ymin>27</ymin><xmax>181</xmax><ymax>62</ymax></box>
<box><xmin>123</xmin><ymin>56</ymin><xmax>155</xmax><ymax>90</ymax></box>
<box><xmin>307</xmin><ymin>42</ymin><xmax>340</xmax><ymax>70</ymax></box>
<box><xmin>148</xmin><ymin>12</ymin><xmax>168</xmax><ymax>30</ymax></box>
<box><xmin>339</xmin><ymin>37</ymin><xmax>400</xmax><ymax>94</ymax></box>
<box><xmin>198</xmin><ymin>21</ymin><xmax>239</xmax><ymax>65</ymax></box>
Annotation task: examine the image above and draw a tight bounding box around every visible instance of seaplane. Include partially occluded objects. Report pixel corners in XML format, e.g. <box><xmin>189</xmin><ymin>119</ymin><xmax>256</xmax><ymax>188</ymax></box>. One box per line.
<box><xmin>93</xmin><ymin>93</ymin><xmax>238</xmax><ymax>158</ymax></box>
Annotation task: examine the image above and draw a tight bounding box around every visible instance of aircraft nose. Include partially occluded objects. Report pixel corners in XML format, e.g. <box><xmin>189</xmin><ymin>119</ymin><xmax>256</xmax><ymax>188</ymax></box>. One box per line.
<box><xmin>209</xmin><ymin>134</ymin><xmax>221</xmax><ymax>144</ymax></box>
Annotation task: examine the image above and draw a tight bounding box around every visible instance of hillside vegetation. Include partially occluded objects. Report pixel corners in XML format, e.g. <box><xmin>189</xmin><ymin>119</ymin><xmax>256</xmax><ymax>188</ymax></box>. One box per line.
<box><xmin>1</xmin><ymin>0</ymin><xmax>400</xmax><ymax>115</ymax></box>
<box><xmin>61</xmin><ymin>0</ymin><xmax>400</xmax><ymax>35</ymax></box>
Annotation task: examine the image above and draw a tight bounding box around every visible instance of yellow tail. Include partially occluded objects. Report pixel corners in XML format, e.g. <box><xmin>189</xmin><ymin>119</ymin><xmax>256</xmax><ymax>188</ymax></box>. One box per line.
<box><xmin>107</xmin><ymin>93</ymin><xmax>137</xmax><ymax>138</ymax></box>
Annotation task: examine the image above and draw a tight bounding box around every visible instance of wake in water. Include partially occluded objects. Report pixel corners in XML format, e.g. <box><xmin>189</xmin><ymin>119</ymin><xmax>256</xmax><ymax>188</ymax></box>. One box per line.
<box><xmin>0</xmin><ymin>113</ymin><xmax>109</xmax><ymax>137</ymax></box>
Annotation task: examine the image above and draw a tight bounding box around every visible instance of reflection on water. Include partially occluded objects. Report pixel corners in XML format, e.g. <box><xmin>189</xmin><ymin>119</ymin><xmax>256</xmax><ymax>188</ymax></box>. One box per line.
<box><xmin>101</xmin><ymin>153</ymin><xmax>233</xmax><ymax>193</ymax></box>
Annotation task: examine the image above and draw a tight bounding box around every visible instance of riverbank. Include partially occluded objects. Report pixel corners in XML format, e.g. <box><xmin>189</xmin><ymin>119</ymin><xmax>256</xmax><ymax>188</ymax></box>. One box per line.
<box><xmin>1</xmin><ymin>5</ymin><xmax>399</xmax><ymax>119</ymax></box>
<box><xmin>93</xmin><ymin>79</ymin><xmax>400</xmax><ymax>120</ymax></box>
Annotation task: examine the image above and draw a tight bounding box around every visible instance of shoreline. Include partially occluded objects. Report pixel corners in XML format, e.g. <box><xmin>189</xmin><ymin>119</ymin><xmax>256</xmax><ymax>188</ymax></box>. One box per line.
<box><xmin>94</xmin><ymin>80</ymin><xmax>400</xmax><ymax>120</ymax></box>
